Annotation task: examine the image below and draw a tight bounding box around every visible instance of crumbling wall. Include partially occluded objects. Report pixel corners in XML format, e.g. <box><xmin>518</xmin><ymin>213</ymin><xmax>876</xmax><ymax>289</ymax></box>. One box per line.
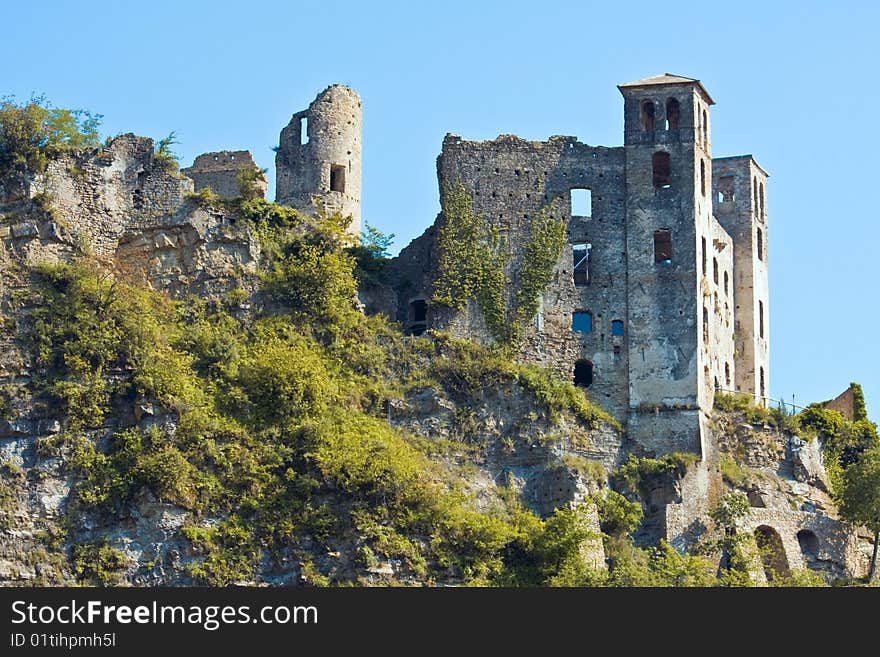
<box><xmin>275</xmin><ymin>85</ymin><xmax>362</xmax><ymax>235</ymax></box>
<box><xmin>403</xmin><ymin>133</ymin><xmax>630</xmax><ymax>418</ymax></box>
<box><xmin>181</xmin><ymin>150</ymin><xmax>266</xmax><ymax>200</ymax></box>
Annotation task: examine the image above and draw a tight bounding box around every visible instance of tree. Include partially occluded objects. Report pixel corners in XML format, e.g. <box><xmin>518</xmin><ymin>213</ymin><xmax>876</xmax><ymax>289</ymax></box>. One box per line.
<box><xmin>838</xmin><ymin>445</ymin><xmax>880</xmax><ymax>580</ymax></box>
<box><xmin>702</xmin><ymin>492</ymin><xmax>753</xmax><ymax>585</ymax></box>
<box><xmin>0</xmin><ymin>96</ymin><xmax>102</xmax><ymax>178</ymax></box>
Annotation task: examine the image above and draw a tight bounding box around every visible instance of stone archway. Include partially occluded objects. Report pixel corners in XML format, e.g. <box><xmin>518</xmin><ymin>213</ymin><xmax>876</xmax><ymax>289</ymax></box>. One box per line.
<box><xmin>754</xmin><ymin>525</ymin><xmax>790</xmax><ymax>582</ymax></box>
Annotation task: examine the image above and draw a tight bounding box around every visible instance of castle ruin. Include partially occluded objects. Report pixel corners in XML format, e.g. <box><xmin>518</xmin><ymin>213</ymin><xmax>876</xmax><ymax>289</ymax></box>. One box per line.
<box><xmin>389</xmin><ymin>74</ymin><xmax>770</xmax><ymax>459</ymax></box>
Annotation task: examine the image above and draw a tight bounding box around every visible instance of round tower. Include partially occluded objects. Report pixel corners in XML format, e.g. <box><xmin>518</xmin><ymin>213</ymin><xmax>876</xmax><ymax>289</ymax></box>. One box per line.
<box><xmin>275</xmin><ymin>85</ymin><xmax>362</xmax><ymax>235</ymax></box>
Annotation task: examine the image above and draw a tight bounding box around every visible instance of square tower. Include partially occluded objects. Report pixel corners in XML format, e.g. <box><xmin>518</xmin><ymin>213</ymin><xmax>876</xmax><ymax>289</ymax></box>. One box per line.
<box><xmin>618</xmin><ymin>74</ymin><xmax>719</xmax><ymax>455</ymax></box>
<box><xmin>712</xmin><ymin>156</ymin><xmax>770</xmax><ymax>402</ymax></box>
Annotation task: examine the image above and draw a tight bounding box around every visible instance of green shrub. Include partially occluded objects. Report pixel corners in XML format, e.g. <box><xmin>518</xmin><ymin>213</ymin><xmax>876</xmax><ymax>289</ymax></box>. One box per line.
<box><xmin>71</xmin><ymin>542</ymin><xmax>130</xmax><ymax>586</ymax></box>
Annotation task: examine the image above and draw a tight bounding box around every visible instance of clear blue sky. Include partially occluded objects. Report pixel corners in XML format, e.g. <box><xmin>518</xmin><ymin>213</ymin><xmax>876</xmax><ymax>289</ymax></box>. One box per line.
<box><xmin>3</xmin><ymin>1</ymin><xmax>877</xmax><ymax>416</ymax></box>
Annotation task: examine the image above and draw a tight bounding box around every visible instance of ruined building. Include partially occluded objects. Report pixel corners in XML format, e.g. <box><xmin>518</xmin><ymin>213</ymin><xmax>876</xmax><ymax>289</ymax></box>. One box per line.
<box><xmin>390</xmin><ymin>74</ymin><xmax>770</xmax><ymax>458</ymax></box>
<box><xmin>181</xmin><ymin>84</ymin><xmax>362</xmax><ymax>235</ymax></box>
<box><xmin>181</xmin><ymin>151</ymin><xmax>267</xmax><ymax>200</ymax></box>
<box><xmin>274</xmin><ymin>84</ymin><xmax>362</xmax><ymax>235</ymax></box>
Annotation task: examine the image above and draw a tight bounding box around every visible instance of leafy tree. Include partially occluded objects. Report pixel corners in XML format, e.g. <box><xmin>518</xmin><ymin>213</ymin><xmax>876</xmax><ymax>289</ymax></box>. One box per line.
<box><xmin>701</xmin><ymin>492</ymin><xmax>753</xmax><ymax>585</ymax></box>
<box><xmin>236</xmin><ymin>165</ymin><xmax>268</xmax><ymax>201</ymax></box>
<box><xmin>838</xmin><ymin>446</ymin><xmax>880</xmax><ymax>580</ymax></box>
<box><xmin>360</xmin><ymin>222</ymin><xmax>395</xmax><ymax>259</ymax></box>
<box><xmin>0</xmin><ymin>95</ymin><xmax>102</xmax><ymax>178</ymax></box>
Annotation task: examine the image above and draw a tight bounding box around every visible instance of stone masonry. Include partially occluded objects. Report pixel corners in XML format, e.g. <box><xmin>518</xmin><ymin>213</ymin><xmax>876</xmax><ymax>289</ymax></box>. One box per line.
<box><xmin>181</xmin><ymin>150</ymin><xmax>267</xmax><ymax>200</ymax></box>
<box><xmin>275</xmin><ymin>85</ymin><xmax>362</xmax><ymax>235</ymax></box>
<box><xmin>390</xmin><ymin>74</ymin><xmax>770</xmax><ymax>460</ymax></box>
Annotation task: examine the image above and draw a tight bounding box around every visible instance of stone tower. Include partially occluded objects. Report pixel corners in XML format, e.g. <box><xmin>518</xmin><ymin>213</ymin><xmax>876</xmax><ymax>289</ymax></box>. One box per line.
<box><xmin>275</xmin><ymin>85</ymin><xmax>362</xmax><ymax>235</ymax></box>
<box><xmin>618</xmin><ymin>74</ymin><xmax>730</xmax><ymax>454</ymax></box>
<box><xmin>712</xmin><ymin>155</ymin><xmax>769</xmax><ymax>402</ymax></box>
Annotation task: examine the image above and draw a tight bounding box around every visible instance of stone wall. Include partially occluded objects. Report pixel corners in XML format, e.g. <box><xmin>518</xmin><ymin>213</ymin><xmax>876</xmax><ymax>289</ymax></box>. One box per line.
<box><xmin>181</xmin><ymin>150</ymin><xmax>266</xmax><ymax>200</ymax></box>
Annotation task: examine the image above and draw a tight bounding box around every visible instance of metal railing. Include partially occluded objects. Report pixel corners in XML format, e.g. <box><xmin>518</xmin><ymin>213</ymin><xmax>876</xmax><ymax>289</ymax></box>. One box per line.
<box><xmin>713</xmin><ymin>385</ymin><xmax>807</xmax><ymax>414</ymax></box>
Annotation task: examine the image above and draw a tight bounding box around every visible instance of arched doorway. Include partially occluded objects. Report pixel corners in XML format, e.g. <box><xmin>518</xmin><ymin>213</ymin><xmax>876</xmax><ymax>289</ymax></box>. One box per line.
<box><xmin>797</xmin><ymin>529</ymin><xmax>820</xmax><ymax>570</ymax></box>
<box><xmin>754</xmin><ymin>525</ymin><xmax>790</xmax><ymax>582</ymax></box>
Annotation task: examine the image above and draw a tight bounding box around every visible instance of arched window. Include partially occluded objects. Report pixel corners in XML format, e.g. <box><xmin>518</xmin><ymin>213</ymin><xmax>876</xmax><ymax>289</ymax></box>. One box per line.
<box><xmin>666</xmin><ymin>98</ymin><xmax>680</xmax><ymax>131</ymax></box>
<box><xmin>755</xmin><ymin>526</ymin><xmax>790</xmax><ymax>582</ymax></box>
<box><xmin>797</xmin><ymin>530</ymin><xmax>820</xmax><ymax>569</ymax></box>
<box><xmin>573</xmin><ymin>359</ymin><xmax>593</xmax><ymax>388</ymax></box>
<box><xmin>723</xmin><ymin>271</ymin><xmax>729</xmax><ymax>296</ymax></box>
<box><xmin>652</xmin><ymin>151</ymin><xmax>671</xmax><ymax>188</ymax></box>
<box><xmin>700</xmin><ymin>159</ymin><xmax>706</xmax><ymax>196</ymax></box>
<box><xmin>611</xmin><ymin>319</ymin><xmax>624</xmax><ymax>336</ymax></box>
<box><xmin>757</xmin><ymin>227</ymin><xmax>764</xmax><ymax>261</ymax></box>
<box><xmin>724</xmin><ymin>362</ymin><xmax>731</xmax><ymax>386</ymax></box>
<box><xmin>641</xmin><ymin>101</ymin><xmax>655</xmax><ymax>132</ymax></box>
<box><xmin>702</xmin><ymin>109</ymin><xmax>708</xmax><ymax>146</ymax></box>
<box><xmin>759</xmin><ymin>182</ymin><xmax>765</xmax><ymax>218</ymax></box>
<box><xmin>712</xmin><ymin>257</ymin><xmax>719</xmax><ymax>284</ymax></box>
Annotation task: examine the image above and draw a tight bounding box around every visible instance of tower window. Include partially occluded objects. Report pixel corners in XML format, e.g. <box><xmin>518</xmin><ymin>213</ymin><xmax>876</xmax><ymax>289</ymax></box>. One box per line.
<box><xmin>757</xmin><ymin>227</ymin><xmax>764</xmax><ymax>261</ymax></box>
<box><xmin>330</xmin><ymin>164</ymin><xmax>346</xmax><ymax>192</ymax></box>
<box><xmin>700</xmin><ymin>159</ymin><xmax>706</xmax><ymax>197</ymax></box>
<box><xmin>723</xmin><ymin>271</ymin><xmax>729</xmax><ymax>296</ymax></box>
<box><xmin>570</xmin><ymin>188</ymin><xmax>592</xmax><ymax>217</ymax></box>
<box><xmin>572</xmin><ymin>311</ymin><xmax>593</xmax><ymax>334</ymax></box>
<box><xmin>702</xmin><ymin>109</ymin><xmax>708</xmax><ymax>146</ymax></box>
<box><xmin>759</xmin><ymin>300</ymin><xmax>764</xmax><ymax>338</ymax></box>
<box><xmin>411</xmin><ymin>299</ymin><xmax>426</xmax><ymax>323</ymax></box>
<box><xmin>653</xmin><ymin>230</ymin><xmax>672</xmax><ymax>264</ymax></box>
<box><xmin>760</xmin><ymin>367</ymin><xmax>766</xmax><ymax>401</ymax></box>
<box><xmin>725</xmin><ymin>362</ymin><xmax>731</xmax><ymax>386</ymax></box>
<box><xmin>666</xmin><ymin>98</ymin><xmax>680</xmax><ymax>132</ymax></box>
<box><xmin>572</xmin><ymin>243</ymin><xmax>591</xmax><ymax>285</ymax></box>
<box><xmin>573</xmin><ymin>359</ymin><xmax>593</xmax><ymax>388</ymax></box>
<box><xmin>718</xmin><ymin>174</ymin><xmax>735</xmax><ymax>204</ymax></box>
<box><xmin>703</xmin><ymin>306</ymin><xmax>709</xmax><ymax>343</ymax></box>
<box><xmin>641</xmin><ymin>101</ymin><xmax>655</xmax><ymax>132</ymax></box>
<box><xmin>759</xmin><ymin>182</ymin><xmax>765</xmax><ymax>219</ymax></box>
<box><xmin>652</xmin><ymin>151</ymin><xmax>671</xmax><ymax>188</ymax></box>
<box><xmin>300</xmin><ymin>116</ymin><xmax>309</xmax><ymax>145</ymax></box>
<box><xmin>611</xmin><ymin>319</ymin><xmax>624</xmax><ymax>336</ymax></box>
<box><xmin>753</xmin><ymin>178</ymin><xmax>758</xmax><ymax>215</ymax></box>
<box><xmin>701</xmin><ymin>237</ymin><xmax>707</xmax><ymax>274</ymax></box>
<box><xmin>713</xmin><ymin>257</ymin><xmax>719</xmax><ymax>284</ymax></box>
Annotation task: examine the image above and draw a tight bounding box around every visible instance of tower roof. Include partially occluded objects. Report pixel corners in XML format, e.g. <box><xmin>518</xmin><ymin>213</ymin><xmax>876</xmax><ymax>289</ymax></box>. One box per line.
<box><xmin>618</xmin><ymin>73</ymin><xmax>714</xmax><ymax>104</ymax></box>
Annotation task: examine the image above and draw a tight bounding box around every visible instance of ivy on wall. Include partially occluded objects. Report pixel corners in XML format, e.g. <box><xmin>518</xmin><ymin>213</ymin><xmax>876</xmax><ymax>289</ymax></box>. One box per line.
<box><xmin>433</xmin><ymin>181</ymin><xmax>565</xmax><ymax>348</ymax></box>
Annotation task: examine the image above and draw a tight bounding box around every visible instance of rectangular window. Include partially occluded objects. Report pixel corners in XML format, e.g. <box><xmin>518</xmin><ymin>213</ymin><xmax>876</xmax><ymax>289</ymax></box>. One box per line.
<box><xmin>759</xmin><ymin>300</ymin><xmax>764</xmax><ymax>338</ymax></box>
<box><xmin>653</xmin><ymin>230</ymin><xmax>672</xmax><ymax>264</ymax></box>
<box><xmin>611</xmin><ymin>319</ymin><xmax>624</xmax><ymax>336</ymax></box>
<box><xmin>330</xmin><ymin>164</ymin><xmax>346</xmax><ymax>192</ymax></box>
<box><xmin>572</xmin><ymin>242</ymin><xmax>591</xmax><ymax>285</ymax></box>
<box><xmin>572</xmin><ymin>311</ymin><xmax>592</xmax><ymax>333</ymax></box>
<box><xmin>570</xmin><ymin>188</ymin><xmax>592</xmax><ymax>218</ymax></box>
<box><xmin>701</xmin><ymin>237</ymin><xmax>707</xmax><ymax>274</ymax></box>
<box><xmin>300</xmin><ymin>116</ymin><xmax>309</xmax><ymax>145</ymax></box>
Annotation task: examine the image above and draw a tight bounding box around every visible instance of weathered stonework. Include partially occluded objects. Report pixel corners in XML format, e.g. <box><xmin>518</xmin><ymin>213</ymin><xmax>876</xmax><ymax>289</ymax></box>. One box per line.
<box><xmin>388</xmin><ymin>74</ymin><xmax>770</xmax><ymax>460</ymax></box>
<box><xmin>275</xmin><ymin>85</ymin><xmax>362</xmax><ymax>235</ymax></box>
<box><xmin>181</xmin><ymin>150</ymin><xmax>266</xmax><ymax>200</ymax></box>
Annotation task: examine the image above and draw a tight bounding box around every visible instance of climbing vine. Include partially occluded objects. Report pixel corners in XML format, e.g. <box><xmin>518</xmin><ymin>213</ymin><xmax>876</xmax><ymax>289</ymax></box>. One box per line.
<box><xmin>433</xmin><ymin>182</ymin><xmax>565</xmax><ymax>348</ymax></box>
